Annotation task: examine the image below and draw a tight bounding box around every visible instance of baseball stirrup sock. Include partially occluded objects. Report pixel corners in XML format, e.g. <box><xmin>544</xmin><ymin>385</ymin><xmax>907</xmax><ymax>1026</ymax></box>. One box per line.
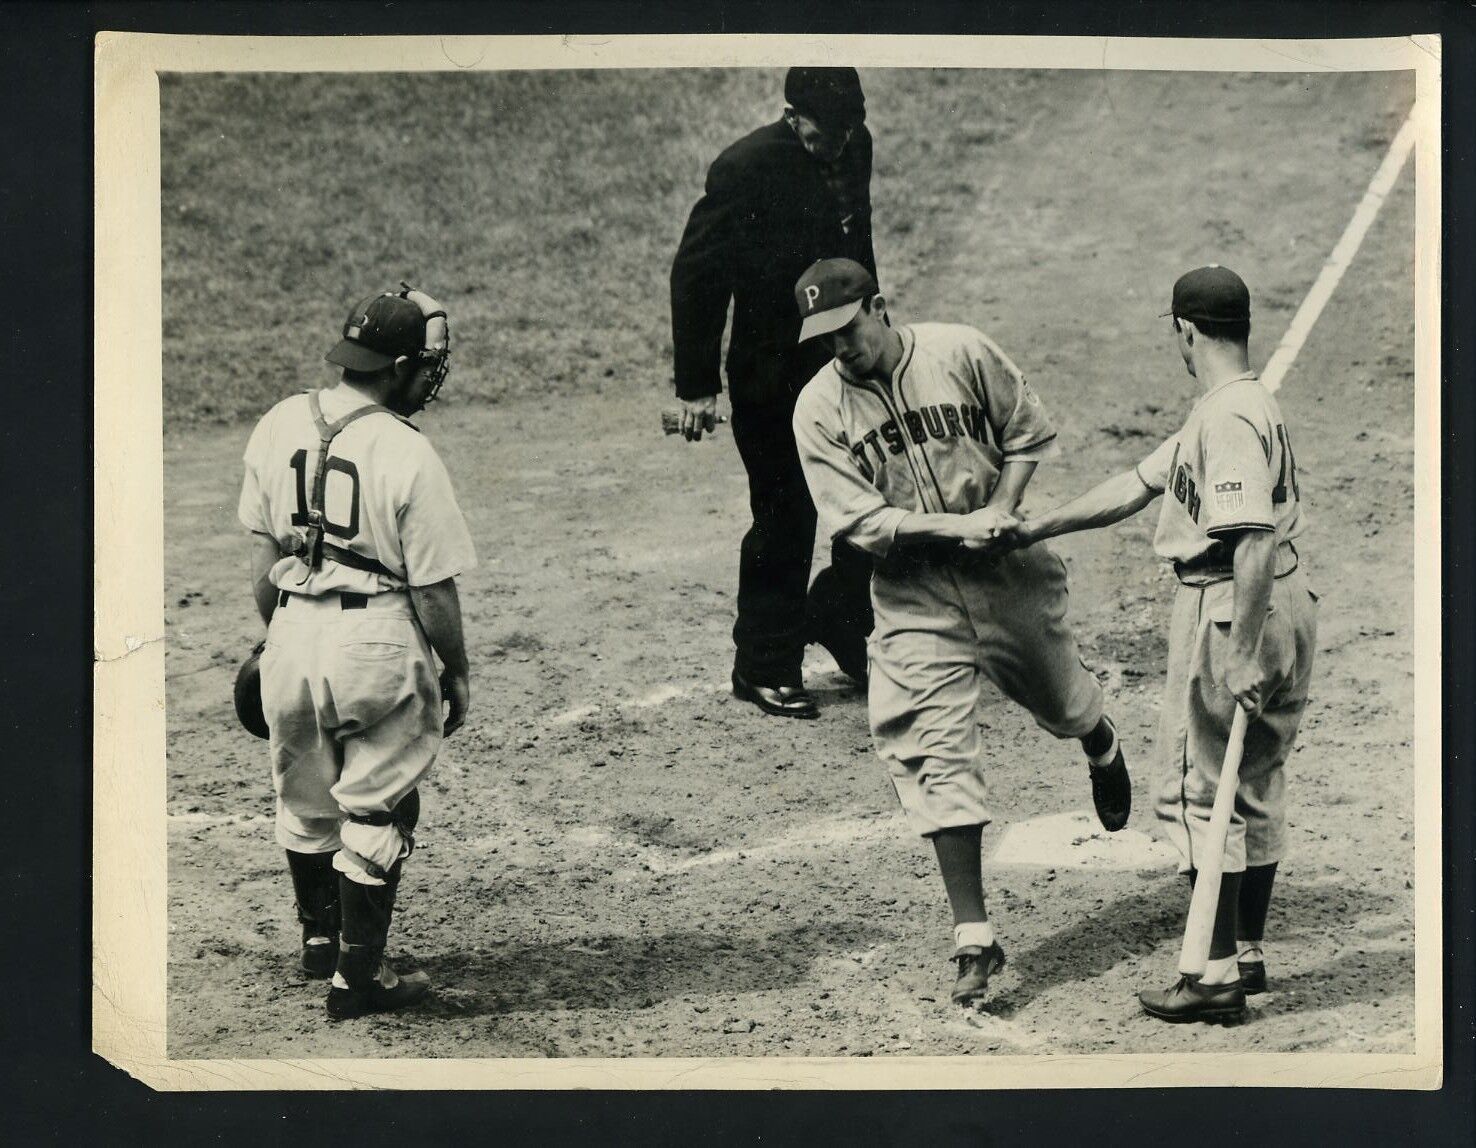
<box><xmin>1208</xmin><ymin>871</ymin><xmax>1242</xmax><ymax>961</ymax></box>
<box><xmin>1237</xmin><ymin>861</ymin><xmax>1279</xmax><ymax>941</ymax></box>
<box><xmin>1086</xmin><ymin>717</ymin><xmax>1119</xmax><ymax>767</ymax></box>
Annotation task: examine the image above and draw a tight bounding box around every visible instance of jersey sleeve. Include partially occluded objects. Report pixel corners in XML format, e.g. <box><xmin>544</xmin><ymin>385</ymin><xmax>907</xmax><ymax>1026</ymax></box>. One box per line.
<box><xmin>1198</xmin><ymin>405</ymin><xmax>1276</xmax><ymax>537</ymax></box>
<box><xmin>1134</xmin><ymin>434</ymin><xmax>1178</xmax><ymax>494</ymax></box>
<box><xmin>971</xmin><ymin>332</ymin><xmax>1059</xmax><ymax>461</ymax></box>
<box><xmin>397</xmin><ymin>441</ymin><xmax>478</xmax><ymax>586</ymax></box>
<box><xmin>793</xmin><ymin>385</ymin><xmax>909</xmax><ymax>559</ymax></box>
<box><xmin>236</xmin><ymin>412</ymin><xmax>274</xmax><ymax>536</ymax></box>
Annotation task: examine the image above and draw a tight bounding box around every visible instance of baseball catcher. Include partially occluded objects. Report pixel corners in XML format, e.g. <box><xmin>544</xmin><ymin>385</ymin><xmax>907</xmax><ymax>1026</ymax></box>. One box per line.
<box><xmin>236</xmin><ymin>282</ymin><xmax>475</xmax><ymax>1020</ymax></box>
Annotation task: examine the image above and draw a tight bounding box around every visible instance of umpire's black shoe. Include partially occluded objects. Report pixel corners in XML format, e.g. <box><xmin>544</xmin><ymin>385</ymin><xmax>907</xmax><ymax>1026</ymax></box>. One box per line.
<box><xmin>731</xmin><ymin>671</ymin><xmax>819</xmax><ymax>719</ymax></box>
<box><xmin>1237</xmin><ymin>959</ymin><xmax>1267</xmax><ymax>995</ymax></box>
<box><xmin>1088</xmin><ymin>747</ymin><xmax>1132</xmax><ymax>832</ymax></box>
<box><xmin>300</xmin><ymin>935</ymin><xmax>338</xmax><ymax>980</ymax></box>
<box><xmin>950</xmin><ymin>942</ymin><xmax>1007</xmax><ymax>1007</ymax></box>
<box><xmin>1139</xmin><ymin>974</ymin><xmax>1246</xmax><ymax>1023</ymax></box>
<box><xmin>326</xmin><ymin>963</ymin><xmax>432</xmax><ymax>1021</ymax></box>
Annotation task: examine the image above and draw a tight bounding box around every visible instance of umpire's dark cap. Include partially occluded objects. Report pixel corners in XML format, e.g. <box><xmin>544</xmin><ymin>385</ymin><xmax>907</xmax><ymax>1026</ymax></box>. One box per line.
<box><xmin>785</xmin><ymin>66</ymin><xmax>866</xmax><ymax>129</ymax></box>
<box><xmin>795</xmin><ymin>258</ymin><xmax>879</xmax><ymax>342</ymax></box>
<box><xmin>326</xmin><ymin>292</ymin><xmax>428</xmax><ymax>372</ymax></box>
<box><xmin>1161</xmin><ymin>265</ymin><xmax>1251</xmax><ymax>323</ymax></box>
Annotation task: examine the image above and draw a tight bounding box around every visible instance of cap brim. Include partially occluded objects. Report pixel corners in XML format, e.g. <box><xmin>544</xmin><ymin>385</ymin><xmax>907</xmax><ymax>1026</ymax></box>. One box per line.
<box><xmin>798</xmin><ymin>299</ymin><xmax>864</xmax><ymax>343</ymax></box>
<box><xmin>1161</xmin><ymin>310</ymin><xmax>1250</xmax><ymax>322</ymax></box>
<box><xmin>325</xmin><ymin>339</ymin><xmax>397</xmax><ymax>372</ymax></box>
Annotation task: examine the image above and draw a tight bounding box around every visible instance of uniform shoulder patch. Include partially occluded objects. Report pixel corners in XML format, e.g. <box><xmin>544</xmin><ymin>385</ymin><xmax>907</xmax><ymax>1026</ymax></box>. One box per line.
<box><xmin>1214</xmin><ymin>480</ymin><xmax>1245</xmax><ymax>513</ymax></box>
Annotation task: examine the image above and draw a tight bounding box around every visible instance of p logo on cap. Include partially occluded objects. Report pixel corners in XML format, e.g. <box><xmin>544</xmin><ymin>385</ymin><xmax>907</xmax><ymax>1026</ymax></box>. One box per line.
<box><xmin>794</xmin><ymin>258</ymin><xmax>879</xmax><ymax>343</ymax></box>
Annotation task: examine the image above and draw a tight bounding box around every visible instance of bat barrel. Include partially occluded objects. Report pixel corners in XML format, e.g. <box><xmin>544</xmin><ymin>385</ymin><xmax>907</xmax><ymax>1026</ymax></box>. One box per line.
<box><xmin>1177</xmin><ymin>706</ymin><xmax>1251</xmax><ymax>976</ymax></box>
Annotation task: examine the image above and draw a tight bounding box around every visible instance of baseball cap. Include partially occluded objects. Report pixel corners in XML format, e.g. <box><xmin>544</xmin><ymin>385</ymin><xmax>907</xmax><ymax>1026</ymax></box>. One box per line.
<box><xmin>795</xmin><ymin>258</ymin><xmax>879</xmax><ymax>343</ymax></box>
<box><xmin>785</xmin><ymin>66</ymin><xmax>866</xmax><ymax>130</ymax></box>
<box><xmin>325</xmin><ymin>292</ymin><xmax>428</xmax><ymax>372</ymax></box>
<box><xmin>1160</xmin><ymin>265</ymin><xmax>1251</xmax><ymax>323</ymax></box>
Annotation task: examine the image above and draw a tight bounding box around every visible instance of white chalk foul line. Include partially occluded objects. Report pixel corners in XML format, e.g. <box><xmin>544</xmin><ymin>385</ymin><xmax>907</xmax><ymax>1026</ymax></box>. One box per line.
<box><xmin>1261</xmin><ymin>109</ymin><xmax>1417</xmax><ymax>394</ymax></box>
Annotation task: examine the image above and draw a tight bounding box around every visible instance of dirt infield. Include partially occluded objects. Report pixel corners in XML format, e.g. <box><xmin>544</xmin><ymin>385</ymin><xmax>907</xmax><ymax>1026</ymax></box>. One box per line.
<box><xmin>164</xmin><ymin>68</ymin><xmax>1416</xmax><ymax>1059</ymax></box>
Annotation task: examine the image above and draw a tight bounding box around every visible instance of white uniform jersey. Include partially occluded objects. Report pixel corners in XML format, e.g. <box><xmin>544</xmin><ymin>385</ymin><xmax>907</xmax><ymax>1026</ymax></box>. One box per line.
<box><xmin>238</xmin><ymin>382</ymin><xmax>477</xmax><ymax>595</ymax></box>
<box><xmin>1135</xmin><ymin>373</ymin><xmax>1304</xmax><ymax>585</ymax></box>
<box><xmin>793</xmin><ymin>322</ymin><xmax>1058</xmax><ymax>560</ymax></box>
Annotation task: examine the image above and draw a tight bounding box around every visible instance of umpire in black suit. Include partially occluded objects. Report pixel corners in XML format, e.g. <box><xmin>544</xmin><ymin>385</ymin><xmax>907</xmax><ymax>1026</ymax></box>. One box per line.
<box><xmin>671</xmin><ymin>67</ymin><xmax>876</xmax><ymax>719</ymax></box>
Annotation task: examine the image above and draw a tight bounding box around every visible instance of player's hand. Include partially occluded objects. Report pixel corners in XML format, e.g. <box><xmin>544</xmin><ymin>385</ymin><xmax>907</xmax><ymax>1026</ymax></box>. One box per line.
<box><xmin>957</xmin><ymin>507</ymin><xmax>1019</xmax><ymax>552</ymax></box>
<box><xmin>1223</xmin><ymin>646</ymin><xmax>1266</xmax><ymax>720</ymax></box>
<box><xmin>440</xmin><ymin>669</ymin><xmax>470</xmax><ymax>736</ymax></box>
<box><xmin>990</xmin><ymin>515</ymin><xmax>1035</xmax><ymax>554</ymax></box>
<box><xmin>680</xmin><ymin>396</ymin><xmax>718</xmax><ymax>442</ymax></box>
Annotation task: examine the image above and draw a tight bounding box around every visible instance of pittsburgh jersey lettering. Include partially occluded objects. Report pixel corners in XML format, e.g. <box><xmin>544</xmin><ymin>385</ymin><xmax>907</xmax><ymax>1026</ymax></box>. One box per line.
<box><xmin>847</xmin><ymin>401</ymin><xmax>992</xmax><ymax>480</ymax></box>
<box><xmin>794</xmin><ymin>323</ymin><xmax>1060</xmax><ymax>558</ymax></box>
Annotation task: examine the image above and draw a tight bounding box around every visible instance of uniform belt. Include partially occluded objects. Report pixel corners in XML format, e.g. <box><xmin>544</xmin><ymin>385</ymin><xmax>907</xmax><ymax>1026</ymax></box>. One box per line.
<box><xmin>1174</xmin><ymin>542</ymin><xmax>1300</xmax><ymax>587</ymax></box>
<box><xmin>277</xmin><ymin>588</ymin><xmax>370</xmax><ymax>610</ymax></box>
<box><xmin>878</xmin><ymin>539</ymin><xmax>966</xmax><ymax>575</ymax></box>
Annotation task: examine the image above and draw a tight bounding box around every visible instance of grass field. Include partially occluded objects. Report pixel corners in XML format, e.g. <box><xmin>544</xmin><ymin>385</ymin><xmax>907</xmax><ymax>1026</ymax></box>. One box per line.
<box><xmin>161</xmin><ymin>67</ymin><xmax>1418</xmax><ymax>1061</ymax></box>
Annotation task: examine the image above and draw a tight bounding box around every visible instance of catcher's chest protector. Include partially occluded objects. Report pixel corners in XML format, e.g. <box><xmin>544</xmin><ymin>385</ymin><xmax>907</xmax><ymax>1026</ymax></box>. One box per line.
<box><xmin>295</xmin><ymin>391</ymin><xmax>397</xmax><ymax>573</ymax></box>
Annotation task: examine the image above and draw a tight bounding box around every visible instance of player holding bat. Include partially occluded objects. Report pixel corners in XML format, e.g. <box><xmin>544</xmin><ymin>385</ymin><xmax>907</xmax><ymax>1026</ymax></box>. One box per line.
<box><xmin>995</xmin><ymin>266</ymin><xmax>1319</xmax><ymax>1023</ymax></box>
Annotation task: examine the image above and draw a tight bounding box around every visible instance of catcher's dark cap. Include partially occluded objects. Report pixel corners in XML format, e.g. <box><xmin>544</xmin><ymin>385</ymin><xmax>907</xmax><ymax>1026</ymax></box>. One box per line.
<box><xmin>325</xmin><ymin>293</ymin><xmax>427</xmax><ymax>373</ymax></box>
<box><xmin>785</xmin><ymin>66</ymin><xmax>866</xmax><ymax>130</ymax></box>
<box><xmin>1160</xmin><ymin>265</ymin><xmax>1251</xmax><ymax>324</ymax></box>
<box><xmin>795</xmin><ymin>257</ymin><xmax>879</xmax><ymax>342</ymax></box>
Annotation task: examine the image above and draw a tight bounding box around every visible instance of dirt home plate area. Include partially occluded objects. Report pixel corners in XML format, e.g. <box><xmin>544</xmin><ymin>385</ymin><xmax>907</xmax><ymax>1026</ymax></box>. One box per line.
<box><xmin>163</xmin><ymin>68</ymin><xmax>1416</xmax><ymax>1059</ymax></box>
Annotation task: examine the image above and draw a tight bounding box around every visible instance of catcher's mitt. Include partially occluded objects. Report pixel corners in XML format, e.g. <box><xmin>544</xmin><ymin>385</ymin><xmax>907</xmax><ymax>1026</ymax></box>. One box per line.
<box><xmin>234</xmin><ymin>640</ymin><xmax>270</xmax><ymax>740</ymax></box>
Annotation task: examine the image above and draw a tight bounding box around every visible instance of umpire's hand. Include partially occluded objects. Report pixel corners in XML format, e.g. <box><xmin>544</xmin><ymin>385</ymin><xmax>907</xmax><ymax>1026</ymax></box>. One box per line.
<box><xmin>680</xmin><ymin>395</ymin><xmax>718</xmax><ymax>441</ymax></box>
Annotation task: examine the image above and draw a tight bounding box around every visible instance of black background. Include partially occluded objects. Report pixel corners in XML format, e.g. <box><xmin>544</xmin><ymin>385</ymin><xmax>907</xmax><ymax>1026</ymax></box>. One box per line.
<box><xmin>4</xmin><ymin>1</ymin><xmax>1471</xmax><ymax>1142</ymax></box>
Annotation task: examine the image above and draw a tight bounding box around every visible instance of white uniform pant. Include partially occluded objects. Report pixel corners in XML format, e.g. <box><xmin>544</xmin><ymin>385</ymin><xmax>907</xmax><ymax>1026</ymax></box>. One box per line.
<box><xmin>868</xmin><ymin>543</ymin><xmax>1105</xmax><ymax>837</ymax></box>
<box><xmin>1152</xmin><ymin>568</ymin><xmax>1319</xmax><ymax>874</ymax></box>
<box><xmin>260</xmin><ymin>590</ymin><xmax>442</xmax><ymax>856</ymax></box>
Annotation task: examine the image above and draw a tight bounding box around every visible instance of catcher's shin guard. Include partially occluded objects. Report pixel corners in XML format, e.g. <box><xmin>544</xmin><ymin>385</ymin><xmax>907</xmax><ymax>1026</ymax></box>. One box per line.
<box><xmin>335</xmin><ymin>860</ymin><xmax>405</xmax><ymax>990</ymax></box>
<box><xmin>287</xmin><ymin>849</ymin><xmax>341</xmax><ymax>939</ymax></box>
<box><xmin>287</xmin><ymin>849</ymin><xmax>341</xmax><ymax>978</ymax></box>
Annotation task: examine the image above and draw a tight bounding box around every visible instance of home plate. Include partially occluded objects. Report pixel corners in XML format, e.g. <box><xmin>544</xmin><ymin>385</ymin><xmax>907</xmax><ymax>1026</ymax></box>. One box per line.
<box><xmin>989</xmin><ymin>811</ymin><xmax>1177</xmax><ymax>870</ymax></box>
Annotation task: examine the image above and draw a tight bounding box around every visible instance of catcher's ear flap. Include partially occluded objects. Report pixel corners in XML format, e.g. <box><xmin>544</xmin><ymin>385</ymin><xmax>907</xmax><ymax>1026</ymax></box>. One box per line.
<box><xmin>234</xmin><ymin>641</ymin><xmax>270</xmax><ymax>740</ymax></box>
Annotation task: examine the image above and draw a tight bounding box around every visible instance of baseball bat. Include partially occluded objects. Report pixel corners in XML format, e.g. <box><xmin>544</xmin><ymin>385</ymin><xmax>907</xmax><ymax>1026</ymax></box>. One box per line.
<box><xmin>660</xmin><ymin>408</ymin><xmax>729</xmax><ymax>436</ymax></box>
<box><xmin>1176</xmin><ymin>705</ymin><xmax>1251</xmax><ymax>977</ymax></box>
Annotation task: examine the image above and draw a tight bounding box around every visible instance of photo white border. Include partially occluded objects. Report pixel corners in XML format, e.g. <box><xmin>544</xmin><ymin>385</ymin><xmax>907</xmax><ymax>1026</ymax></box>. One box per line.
<box><xmin>94</xmin><ymin>31</ymin><xmax>1443</xmax><ymax>1091</ymax></box>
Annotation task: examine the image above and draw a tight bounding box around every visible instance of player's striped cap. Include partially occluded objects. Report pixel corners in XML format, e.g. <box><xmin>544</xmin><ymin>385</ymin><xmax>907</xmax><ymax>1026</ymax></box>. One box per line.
<box><xmin>1161</xmin><ymin>265</ymin><xmax>1251</xmax><ymax>323</ymax></box>
<box><xmin>794</xmin><ymin>258</ymin><xmax>879</xmax><ymax>343</ymax></box>
<box><xmin>326</xmin><ymin>292</ymin><xmax>429</xmax><ymax>373</ymax></box>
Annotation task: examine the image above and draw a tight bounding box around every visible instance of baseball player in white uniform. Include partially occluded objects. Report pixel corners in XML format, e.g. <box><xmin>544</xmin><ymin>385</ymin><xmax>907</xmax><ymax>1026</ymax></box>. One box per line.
<box><xmin>238</xmin><ymin>284</ymin><xmax>476</xmax><ymax>1020</ymax></box>
<box><xmin>790</xmin><ymin>258</ymin><xmax>1131</xmax><ymax>1008</ymax></box>
<box><xmin>1002</xmin><ymin>266</ymin><xmax>1318</xmax><ymax>1022</ymax></box>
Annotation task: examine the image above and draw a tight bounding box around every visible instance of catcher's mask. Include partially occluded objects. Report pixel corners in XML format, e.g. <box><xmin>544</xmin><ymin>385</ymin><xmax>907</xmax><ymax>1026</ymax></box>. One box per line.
<box><xmin>396</xmin><ymin>281</ymin><xmax>451</xmax><ymax>408</ymax></box>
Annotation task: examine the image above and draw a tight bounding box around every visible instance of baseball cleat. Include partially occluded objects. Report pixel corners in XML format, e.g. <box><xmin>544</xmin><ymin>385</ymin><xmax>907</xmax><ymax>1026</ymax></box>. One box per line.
<box><xmin>950</xmin><ymin>942</ymin><xmax>1007</xmax><ymax>1007</ymax></box>
<box><xmin>1237</xmin><ymin>960</ymin><xmax>1267</xmax><ymax>995</ymax></box>
<box><xmin>1088</xmin><ymin>746</ymin><xmax>1131</xmax><ymax>832</ymax></box>
<box><xmin>1138</xmin><ymin>974</ymin><xmax>1246</xmax><ymax>1023</ymax></box>
<box><xmin>731</xmin><ymin>671</ymin><xmax>820</xmax><ymax>719</ymax></box>
<box><xmin>326</xmin><ymin>962</ymin><xmax>432</xmax><ymax>1021</ymax></box>
<box><xmin>300</xmin><ymin>936</ymin><xmax>338</xmax><ymax>980</ymax></box>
